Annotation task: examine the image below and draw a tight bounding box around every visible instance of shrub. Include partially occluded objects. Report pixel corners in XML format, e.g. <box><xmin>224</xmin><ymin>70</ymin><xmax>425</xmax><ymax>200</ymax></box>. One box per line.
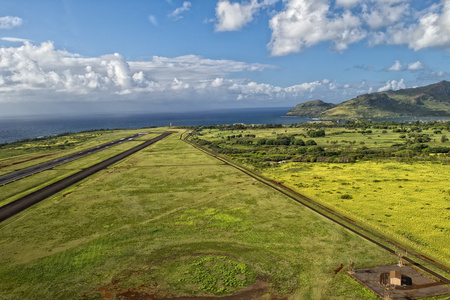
<box><xmin>294</xmin><ymin>139</ymin><xmax>305</xmax><ymax>146</ymax></box>
<box><xmin>307</xmin><ymin>146</ymin><xmax>324</xmax><ymax>153</ymax></box>
<box><xmin>307</xmin><ymin>129</ymin><xmax>325</xmax><ymax>137</ymax></box>
<box><xmin>409</xmin><ymin>143</ymin><xmax>428</xmax><ymax>151</ymax></box>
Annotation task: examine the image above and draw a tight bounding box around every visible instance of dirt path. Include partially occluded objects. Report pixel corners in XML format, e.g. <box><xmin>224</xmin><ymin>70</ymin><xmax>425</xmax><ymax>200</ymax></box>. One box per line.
<box><xmin>89</xmin><ymin>280</ymin><xmax>287</xmax><ymax>300</ymax></box>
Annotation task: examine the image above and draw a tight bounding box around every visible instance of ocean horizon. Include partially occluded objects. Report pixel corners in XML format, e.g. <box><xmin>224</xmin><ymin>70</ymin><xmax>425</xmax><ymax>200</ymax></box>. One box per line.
<box><xmin>0</xmin><ymin>107</ymin><xmax>303</xmax><ymax>144</ymax></box>
<box><xmin>2</xmin><ymin>107</ymin><xmax>450</xmax><ymax>144</ymax></box>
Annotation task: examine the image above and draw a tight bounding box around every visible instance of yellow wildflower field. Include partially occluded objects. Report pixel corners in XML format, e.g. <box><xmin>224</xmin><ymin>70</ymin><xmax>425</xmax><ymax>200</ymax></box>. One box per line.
<box><xmin>263</xmin><ymin>161</ymin><xmax>450</xmax><ymax>266</ymax></box>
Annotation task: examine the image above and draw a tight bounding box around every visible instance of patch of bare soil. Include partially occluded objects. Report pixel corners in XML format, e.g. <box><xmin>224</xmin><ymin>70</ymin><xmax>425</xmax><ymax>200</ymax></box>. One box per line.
<box><xmin>333</xmin><ymin>263</ymin><xmax>344</xmax><ymax>275</ymax></box>
<box><xmin>86</xmin><ymin>280</ymin><xmax>288</xmax><ymax>300</ymax></box>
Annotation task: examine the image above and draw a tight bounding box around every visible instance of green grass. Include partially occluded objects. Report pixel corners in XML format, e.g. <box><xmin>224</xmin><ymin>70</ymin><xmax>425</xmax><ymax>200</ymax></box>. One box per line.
<box><xmin>167</xmin><ymin>255</ymin><xmax>255</xmax><ymax>295</ymax></box>
<box><xmin>200</xmin><ymin>126</ymin><xmax>449</xmax><ymax>149</ymax></box>
<box><xmin>262</xmin><ymin>161</ymin><xmax>450</xmax><ymax>267</ymax></box>
<box><xmin>0</xmin><ymin>129</ymin><xmax>395</xmax><ymax>299</ymax></box>
<box><xmin>0</xmin><ymin>129</ymin><xmax>153</xmax><ymax>176</ymax></box>
<box><xmin>198</xmin><ymin>126</ymin><xmax>450</xmax><ymax>266</ymax></box>
<box><xmin>0</xmin><ymin>138</ymin><xmax>155</xmax><ymax>208</ymax></box>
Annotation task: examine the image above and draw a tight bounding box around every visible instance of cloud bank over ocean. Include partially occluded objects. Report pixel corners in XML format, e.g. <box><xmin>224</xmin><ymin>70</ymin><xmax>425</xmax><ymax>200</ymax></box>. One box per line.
<box><xmin>0</xmin><ymin>41</ymin><xmax>388</xmax><ymax>112</ymax></box>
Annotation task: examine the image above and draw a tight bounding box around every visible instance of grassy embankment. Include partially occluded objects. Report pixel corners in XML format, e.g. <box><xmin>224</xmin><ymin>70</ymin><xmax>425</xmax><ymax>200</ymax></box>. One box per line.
<box><xmin>195</xmin><ymin>124</ymin><xmax>450</xmax><ymax>268</ymax></box>
<box><xmin>0</xmin><ymin>128</ymin><xmax>396</xmax><ymax>299</ymax></box>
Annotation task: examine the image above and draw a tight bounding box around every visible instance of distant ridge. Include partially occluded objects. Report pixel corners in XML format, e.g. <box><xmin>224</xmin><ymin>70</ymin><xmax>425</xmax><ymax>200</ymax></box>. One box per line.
<box><xmin>285</xmin><ymin>99</ymin><xmax>337</xmax><ymax>117</ymax></box>
<box><xmin>286</xmin><ymin>81</ymin><xmax>450</xmax><ymax>119</ymax></box>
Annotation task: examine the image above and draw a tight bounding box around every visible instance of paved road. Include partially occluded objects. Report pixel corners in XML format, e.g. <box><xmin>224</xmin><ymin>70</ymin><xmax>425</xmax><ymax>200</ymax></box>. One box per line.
<box><xmin>0</xmin><ymin>133</ymin><xmax>147</xmax><ymax>186</ymax></box>
<box><xmin>0</xmin><ymin>132</ymin><xmax>172</xmax><ymax>223</ymax></box>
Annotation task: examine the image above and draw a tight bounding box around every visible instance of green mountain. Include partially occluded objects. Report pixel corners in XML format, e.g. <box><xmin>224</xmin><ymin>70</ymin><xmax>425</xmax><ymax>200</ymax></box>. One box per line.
<box><xmin>286</xmin><ymin>81</ymin><xmax>450</xmax><ymax>119</ymax></box>
<box><xmin>285</xmin><ymin>99</ymin><xmax>337</xmax><ymax>117</ymax></box>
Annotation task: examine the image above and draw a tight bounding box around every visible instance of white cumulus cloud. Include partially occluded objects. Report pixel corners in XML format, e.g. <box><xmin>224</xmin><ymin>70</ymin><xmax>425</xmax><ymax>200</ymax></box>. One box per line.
<box><xmin>387</xmin><ymin>60</ymin><xmax>425</xmax><ymax>71</ymax></box>
<box><xmin>268</xmin><ymin>0</ymin><xmax>366</xmax><ymax>55</ymax></box>
<box><xmin>407</xmin><ymin>61</ymin><xmax>424</xmax><ymax>70</ymax></box>
<box><xmin>0</xmin><ymin>16</ymin><xmax>23</xmax><ymax>29</ymax></box>
<box><xmin>376</xmin><ymin>0</ymin><xmax>450</xmax><ymax>50</ymax></box>
<box><xmin>213</xmin><ymin>0</ymin><xmax>450</xmax><ymax>55</ymax></box>
<box><xmin>388</xmin><ymin>60</ymin><xmax>403</xmax><ymax>71</ymax></box>
<box><xmin>362</xmin><ymin>0</ymin><xmax>450</xmax><ymax>51</ymax></box>
<box><xmin>378</xmin><ymin>79</ymin><xmax>406</xmax><ymax>92</ymax></box>
<box><xmin>215</xmin><ymin>0</ymin><xmax>259</xmax><ymax>31</ymax></box>
<box><xmin>0</xmin><ymin>41</ymin><xmax>279</xmax><ymax>105</ymax></box>
<box><xmin>362</xmin><ymin>0</ymin><xmax>410</xmax><ymax>30</ymax></box>
<box><xmin>0</xmin><ymin>40</ymin><xmax>417</xmax><ymax>116</ymax></box>
<box><xmin>215</xmin><ymin>0</ymin><xmax>279</xmax><ymax>31</ymax></box>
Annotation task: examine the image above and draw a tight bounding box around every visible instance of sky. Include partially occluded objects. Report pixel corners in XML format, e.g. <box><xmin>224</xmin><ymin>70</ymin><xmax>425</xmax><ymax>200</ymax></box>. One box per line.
<box><xmin>0</xmin><ymin>0</ymin><xmax>450</xmax><ymax>116</ymax></box>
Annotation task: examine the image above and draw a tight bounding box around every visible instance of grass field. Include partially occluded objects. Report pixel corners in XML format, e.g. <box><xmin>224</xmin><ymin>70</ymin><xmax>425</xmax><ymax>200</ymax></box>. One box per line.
<box><xmin>195</xmin><ymin>125</ymin><xmax>450</xmax><ymax>269</ymax></box>
<box><xmin>0</xmin><ymin>129</ymin><xmax>399</xmax><ymax>299</ymax></box>
<box><xmin>263</xmin><ymin>161</ymin><xmax>450</xmax><ymax>267</ymax></box>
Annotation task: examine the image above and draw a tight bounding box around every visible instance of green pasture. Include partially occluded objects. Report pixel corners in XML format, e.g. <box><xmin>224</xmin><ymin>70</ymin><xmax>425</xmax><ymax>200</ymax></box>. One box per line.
<box><xmin>197</xmin><ymin>124</ymin><xmax>450</xmax><ymax>266</ymax></box>
<box><xmin>262</xmin><ymin>161</ymin><xmax>450</xmax><ymax>267</ymax></box>
<box><xmin>0</xmin><ymin>129</ymin><xmax>398</xmax><ymax>299</ymax></box>
<box><xmin>199</xmin><ymin>126</ymin><xmax>449</xmax><ymax>150</ymax></box>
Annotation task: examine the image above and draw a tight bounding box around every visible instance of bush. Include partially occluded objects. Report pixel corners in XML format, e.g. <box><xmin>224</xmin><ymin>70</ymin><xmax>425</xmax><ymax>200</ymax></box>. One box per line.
<box><xmin>296</xmin><ymin>148</ymin><xmax>307</xmax><ymax>154</ymax></box>
<box><xmin>409</xmin><ymin>143</ymin><xmax>428</xmax><ymax>151</ymax></box>
<box><xmin>429</xmin><ymin>146</ymin><xmax>450</xmax><ymax>153</ymax></box>
<box><xmin>307</xmin><ymin>146</ymin><xmax>324</xmax><ymax>153</ymax></box>
<box><xmin>294</xmin><ymin>139</ymin><xmax>305</xmax><ymax>146</ymax></box>
<box><xmin>307</xmin><ymin>129</ymin><xmax>325</xmax><ymax>137</ymax></box>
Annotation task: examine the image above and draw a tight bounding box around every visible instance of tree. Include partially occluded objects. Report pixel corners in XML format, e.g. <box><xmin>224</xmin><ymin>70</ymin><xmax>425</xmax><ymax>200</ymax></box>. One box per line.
<box><xmin>441</xmin><ymin>135</ymin><xmax>449</xmax><ymax>143</ymax></box>
<box><xmin>257</xmin><ymin>138</ymin><xmax>267</xmax><ymax>145</ymax></box>
<box><xmin>307</xmin><ymin>146</ymin><xmax>324</xmax><ymax>153</ymax></box>
<box><xmin>307</xmin><ymin>129</ymin><xmax>325</xmax><ymax>137</ymax></box>
<box><xmin>294</xmin><ymin>139</ymin><xmax>305</xmax><ymax>146</ymax></box>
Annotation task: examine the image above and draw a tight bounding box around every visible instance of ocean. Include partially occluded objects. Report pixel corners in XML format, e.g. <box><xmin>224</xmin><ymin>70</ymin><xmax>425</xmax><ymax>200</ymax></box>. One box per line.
<box><xmin>1</xmin><ymin>107</ymin><xmax>449</xmax><ymax>144</ymax></box>
<box><xmin>0</xmin><ymin>107</ymin><xmax>309</xmax><ymax>144</ymax></box>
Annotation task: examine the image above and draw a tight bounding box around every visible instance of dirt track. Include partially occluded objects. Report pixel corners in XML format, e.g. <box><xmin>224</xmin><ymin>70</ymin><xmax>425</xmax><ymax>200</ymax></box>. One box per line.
<box><xmin>0</xmin><ymin>132</ymin><xmax>172</xmax><ymax>223</ymax></box>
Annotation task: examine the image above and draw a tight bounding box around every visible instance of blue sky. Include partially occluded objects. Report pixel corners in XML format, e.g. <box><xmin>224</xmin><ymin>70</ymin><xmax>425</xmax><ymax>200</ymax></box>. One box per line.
<box><xmin>0</xmin><ymin>0</ymin><xmax>449</xmax><ymax>116</ymax></box>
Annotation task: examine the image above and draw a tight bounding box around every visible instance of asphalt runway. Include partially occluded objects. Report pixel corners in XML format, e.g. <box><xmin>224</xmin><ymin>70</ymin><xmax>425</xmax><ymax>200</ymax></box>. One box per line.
<box><xmin>0</xmin><ymin>133</ymin><xmax>147</xmax><ymax>186</ymax></box>
<box><xmin>0</xmin><ymin>132</ymin><xmax>172</xmax><ymax>223</ymax></box>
